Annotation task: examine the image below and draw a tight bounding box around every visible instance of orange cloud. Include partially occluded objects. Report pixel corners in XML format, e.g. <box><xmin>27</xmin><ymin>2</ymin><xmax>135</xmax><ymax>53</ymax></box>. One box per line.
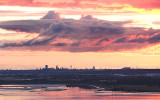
<box><xmin>0</xmin><ymin>0</ymin><xmax>159</xmax><ymax>10</ymax></box>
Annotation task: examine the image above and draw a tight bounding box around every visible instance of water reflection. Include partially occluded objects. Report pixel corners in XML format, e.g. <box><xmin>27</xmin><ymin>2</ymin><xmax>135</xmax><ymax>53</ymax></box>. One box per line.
<box><xmin>0</xmin><ymin>84</ymin><xmax>160</xmax><ymax>100</ymax></box>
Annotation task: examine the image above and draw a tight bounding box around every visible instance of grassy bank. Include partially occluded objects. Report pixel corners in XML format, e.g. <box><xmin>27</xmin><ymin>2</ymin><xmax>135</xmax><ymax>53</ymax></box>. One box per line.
<box><xmin>67</xmin><ymin>84</ymin><xmax>160</xmax><ymax>92</ymax></box>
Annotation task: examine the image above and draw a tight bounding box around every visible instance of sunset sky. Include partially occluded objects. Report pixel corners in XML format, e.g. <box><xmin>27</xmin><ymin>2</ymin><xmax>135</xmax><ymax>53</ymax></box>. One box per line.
<box><xmin>0</xmin><ymin>0</ymin><xmax>160</xmax><ymax>69</ymax></box>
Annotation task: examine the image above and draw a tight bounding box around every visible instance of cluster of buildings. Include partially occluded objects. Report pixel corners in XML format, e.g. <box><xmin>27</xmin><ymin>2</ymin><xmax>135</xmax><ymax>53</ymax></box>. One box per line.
<box><xmin>41</xmin><ymin>65</ymin><xmax>96</xmax><ymax>70</ymax></box>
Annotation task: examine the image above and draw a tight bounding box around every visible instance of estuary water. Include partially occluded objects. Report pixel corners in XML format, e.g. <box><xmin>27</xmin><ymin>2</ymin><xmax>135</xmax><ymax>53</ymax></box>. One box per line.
<box><xmin>0</xmin><ymin>84</ymin><xmax>160</xmax><ymax>100</ymax></box>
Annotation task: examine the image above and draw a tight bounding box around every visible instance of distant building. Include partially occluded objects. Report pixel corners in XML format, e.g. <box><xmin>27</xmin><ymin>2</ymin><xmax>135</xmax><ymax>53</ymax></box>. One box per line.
<box><xmin>56</xmin><ymin>65</ymin><xmax>59</xmax><ymax>70</ymax></box>
<box><xmin>45</xmin><ymin>65</ymin><xmax>48</xmax><ymax>69</ymax></box>
<box><xmin>92</xmin><ymin>66</ymin><xmax>96</xmax><ymax>70</ymax></box>
<box><xmin>42</xmin><ymin>65</ymin><xmax>54</xmax><ymax>70</ymax></box>
<box><xmin>70</xmin><ymin>65</ymin><xmax>72</xmax><ymax>69</ymax></box>
<box><xmin>122</xmin><ymin>67</ymin><xmax>131</xmax><ymax>70</ymax></box>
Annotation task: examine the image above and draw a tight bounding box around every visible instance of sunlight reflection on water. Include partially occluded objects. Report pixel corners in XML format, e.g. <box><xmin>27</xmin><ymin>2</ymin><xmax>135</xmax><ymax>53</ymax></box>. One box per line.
<box><xmin>0</xmin><ymin>84</ymin><xmax>160</xmax><ymax>100</ymax></box>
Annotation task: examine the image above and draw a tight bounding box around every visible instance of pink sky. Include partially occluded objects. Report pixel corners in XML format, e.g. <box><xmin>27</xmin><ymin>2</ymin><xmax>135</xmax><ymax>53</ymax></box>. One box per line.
<box><xmin>0</xmin><ymin>0</ymin><xmax>160</xmax><ymax>69</ymax></box>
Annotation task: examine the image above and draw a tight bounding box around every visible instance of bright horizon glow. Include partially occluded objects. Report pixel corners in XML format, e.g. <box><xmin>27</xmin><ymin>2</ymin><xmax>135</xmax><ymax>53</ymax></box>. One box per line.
<box><xmin>0</xmin><ymin>50</ymin><xmax>160</xmax><ymax>70</ymax></box>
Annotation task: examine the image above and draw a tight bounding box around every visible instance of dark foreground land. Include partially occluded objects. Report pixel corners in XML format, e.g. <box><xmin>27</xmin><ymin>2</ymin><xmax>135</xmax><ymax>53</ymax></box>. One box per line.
<box><xmin>1</xmin><ymin>69</ymin><xmax>160</xmax><ymax>92</ymax></box>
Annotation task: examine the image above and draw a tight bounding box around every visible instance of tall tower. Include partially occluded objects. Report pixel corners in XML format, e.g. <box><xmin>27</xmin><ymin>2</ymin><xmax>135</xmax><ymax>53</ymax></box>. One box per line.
<box><xmin>70</xmin><ymin>65</ymin><xmax>72</xmax><ymax>69</ymax></box>
<box><xmin>45</xmin><ymin>65</ymin><xmax>48</xmax><ymax>69</ymax></box>
<box><xmin>92</xmin><ymin>66</ymin><xmax>95</xmax><ymax>70</ymax></box>
<box><xmin>56</xmin><ymin>65</ymin><xmax>59</xmax><ymax>69</ymax></box>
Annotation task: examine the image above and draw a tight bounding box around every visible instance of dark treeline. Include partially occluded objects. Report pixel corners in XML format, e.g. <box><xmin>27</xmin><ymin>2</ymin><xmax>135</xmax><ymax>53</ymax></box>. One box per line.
<box><xmin>1</xmin><ymin>69</ymin><xmax>160</xmax><ymax>75</ymax></box>
<box><xmin>0</xmin><ymin>69</ymin><xmax>160</xmax><ymax>85</ymax></box>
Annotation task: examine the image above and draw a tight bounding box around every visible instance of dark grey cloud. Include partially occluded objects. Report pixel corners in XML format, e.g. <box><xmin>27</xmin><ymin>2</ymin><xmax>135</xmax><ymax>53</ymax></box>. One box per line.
<box><xmin>147</xmin><ymin>33</ymin><xmax>160</xmax><ymax>43</ymax></box>
<box><xmin>112</xmin><ymin>33</ymin><xmax>160</xmax><ymax>45</ymax></box>
<box><xmin>0</xmin><ymin>20</ymin><xmax>53</xmax><ymax>33</ymax></box>
<box><xmin>39</xmin><ymin>18</ymin><xmax>127</xmax><ymax>42</ymax></box>
<box><xmin>0</xmin><ymin>35</ymin><xmax>57</xmax><ymax>48</ymax></box>
<box><xmin>53</xmin><ymin>43</ymin><xmax>67</xmax><ymax>46</ymax></box>
<box><xmin>96</xmin><ymin>38</ymin><xmax>109</xmax><ymax>45</ymax></box>
<box><xmin>128</xmin><ymin>38</ymin><xmax>146</xmax><ymax>43</ymax></box>
<box><xmin>112</xmin><ymin>37</ymin><xmax>127</xmax><ymax>43</ymax></box>
<box><xmin>0</xmin><ymin>11</ymin><xmax>160</xmax><ymax>52</ymax></box>
<box><xmin>80</xmin><ymin>15</ymin><xmax>94</xmax><ymax>20</ymax></box>
<box><xmin>70</xmin><ymin>42</ymin><xmax>81</xmax><ymax>46</ymax></box>
<box><xmin>41</xmin><ymin>11</ymin><xmax>60</xmax><ymax>20</ymax></box>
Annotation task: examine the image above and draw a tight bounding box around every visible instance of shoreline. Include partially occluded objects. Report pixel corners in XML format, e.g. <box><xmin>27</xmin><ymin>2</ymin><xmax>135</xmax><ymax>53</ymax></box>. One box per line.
<box><xmin>0</xmin><ymin>83</ymin><xmax>160</xmax><ymax>92</ymax></box>
<box><xmin>66</xmin><ymin>84</ymin><xmax>160</xmax><ymax>92</ymax></box>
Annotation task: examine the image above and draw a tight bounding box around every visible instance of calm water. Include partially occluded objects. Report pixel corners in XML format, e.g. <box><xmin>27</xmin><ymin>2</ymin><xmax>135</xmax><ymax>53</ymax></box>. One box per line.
<box><xmin>0</xmin><ymin>84</ymin><xmax>160</xmax><ymax>100</ymax></box>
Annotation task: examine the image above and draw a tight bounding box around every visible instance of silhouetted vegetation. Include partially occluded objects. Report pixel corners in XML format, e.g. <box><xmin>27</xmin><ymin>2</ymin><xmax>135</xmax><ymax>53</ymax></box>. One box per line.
<box><xmin>1</xmin><ymin>69</ymin><xmax>160</xmax><ymax>92</ymax></box>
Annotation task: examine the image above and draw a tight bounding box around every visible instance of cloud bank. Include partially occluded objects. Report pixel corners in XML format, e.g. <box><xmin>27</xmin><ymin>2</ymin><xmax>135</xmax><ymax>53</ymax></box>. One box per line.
<box><xmin>0</xmin><ymin>11</ymin><xmax>160</xmax><ymax>52</ymax></box>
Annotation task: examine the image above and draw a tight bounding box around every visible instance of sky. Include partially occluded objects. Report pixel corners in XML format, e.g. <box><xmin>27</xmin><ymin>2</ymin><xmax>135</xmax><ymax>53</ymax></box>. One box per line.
<box><xmin>0</xmin><ymin>0</ymin><xmax>160</xmax><ymax>69</ymax></box>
